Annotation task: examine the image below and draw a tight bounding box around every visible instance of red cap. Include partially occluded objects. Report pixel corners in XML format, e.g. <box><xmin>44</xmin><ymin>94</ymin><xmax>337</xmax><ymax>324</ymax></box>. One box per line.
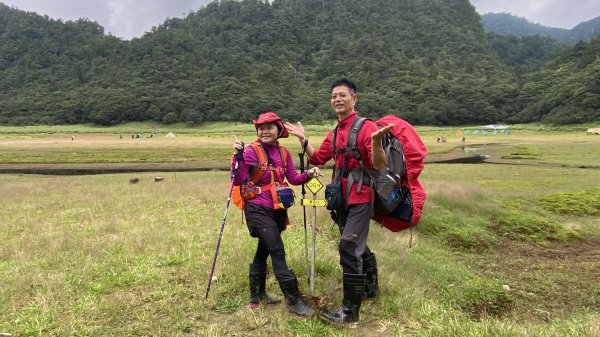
<box><xmin>252</xmin><ymin>112</ymin><xmax>289</xmax><ymax>138</ymax></box>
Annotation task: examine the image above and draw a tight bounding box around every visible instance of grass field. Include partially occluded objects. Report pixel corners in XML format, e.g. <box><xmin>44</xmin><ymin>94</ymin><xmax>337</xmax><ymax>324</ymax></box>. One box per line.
<box><xmin>0</xmin><ymin>123</ymin><xmax>599</xmax><ymax>337</ymax></box>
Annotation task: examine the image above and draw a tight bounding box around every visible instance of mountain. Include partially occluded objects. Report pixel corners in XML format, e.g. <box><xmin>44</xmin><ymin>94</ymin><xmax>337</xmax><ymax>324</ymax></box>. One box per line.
<box><xmin>0</xmin><ymin>0</ymin><xmax>598</xmax><ymax>126</ymax></box>
<box><xmin>485</xmin><ymin>33</ymin><xmax>567</xmax><ymax>72</ymax></box>
<box><xmin>568</xmin><ymin>17</ymin><xmax>600</xmax><ymax>44</ymax></box>
<box><xmin>512</xmin><ymin>38</ymin><xmax>600</xmax><ymax>124</ymax></box>
<box><xmin>481</xmin><ymin>12</ymin><xmax>600</xmax><ymax>44</ymax></box>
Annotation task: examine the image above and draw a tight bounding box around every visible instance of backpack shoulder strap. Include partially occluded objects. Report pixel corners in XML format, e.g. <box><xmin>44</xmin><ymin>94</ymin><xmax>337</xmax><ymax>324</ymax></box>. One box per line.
<box><xmin>331</xmin><ymin>125</ymin><xmax>339</xmax><ymax>154</ymax></box>
<box><xmin>279</xmin><ymin>144</ymin><xmax>288</xmax><ymax>170</ymax></box>
<box><xmin>272</xmin><ymin>144</ymin><xmax>288</xmax><ymax>184</ymax></box>
<box><xmin>248</xmin><ymin>142</ymin><xmax>268</xmax><ymax>185</ymax></box>
<box><xmin>341</xmin><ymin>117</ymin><xmax>372</xmax><ymax>207</ymax></box>
<box><xmin>349</xmin><ymin>116</ymin><xmax>371</xmax><ymax>177</ymax></box>
<box><xmin>332</xmin><ymin>117</ymin><xmax>368</xmax><ymax>182</ymax></box>
<box><xmin>347</xmin><ymin>117</ymin><xmax>367</xmax><ymax>161</ymax></box>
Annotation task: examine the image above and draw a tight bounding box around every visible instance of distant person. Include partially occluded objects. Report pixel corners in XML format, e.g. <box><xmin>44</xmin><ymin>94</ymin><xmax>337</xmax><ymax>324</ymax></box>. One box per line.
<box><xmin>232</xmin><ymin>112</ymin><xmax>320</xmax><ymax>317</ymax></box>
<box><xmin>285</xmin><ymin>79</ymin><xmax>392</xmax><ymax>324</ymax></box>
<box><xmin>461</xmin><ymin>136</ymin><xmax>466</xmax><ymax>143</ymax></box>
<box><xmin>71</xmin><ymin>136</ymin><xmax>74</xmax><ymax>141</ymax></box>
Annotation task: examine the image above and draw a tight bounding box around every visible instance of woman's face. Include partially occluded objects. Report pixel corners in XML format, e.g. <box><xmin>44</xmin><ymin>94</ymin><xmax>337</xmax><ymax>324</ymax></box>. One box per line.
<box><xmin>257</xmin><ymin>122</ymin><xmax>279</xmax><ymax>144</ymax></box>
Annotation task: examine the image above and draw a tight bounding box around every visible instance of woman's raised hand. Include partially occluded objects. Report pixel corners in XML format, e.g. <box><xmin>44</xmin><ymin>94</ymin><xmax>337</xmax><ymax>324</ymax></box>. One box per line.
<box><xmin>232</xmin><ymin>135</ymin><xmax>244</xmax><ymax>155</ymax></box>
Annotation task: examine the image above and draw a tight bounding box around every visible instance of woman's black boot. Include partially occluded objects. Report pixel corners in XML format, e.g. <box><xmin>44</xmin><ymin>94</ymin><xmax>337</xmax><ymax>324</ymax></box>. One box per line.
<box><xmin>278</xmin><ymin>276</ymin><xmax>315</xmax><ymax>317</ymax></box>
<box><xmin>249</xmin><ymin>263</ymin><xmax>281</xmax><ymax>308</ymax></box>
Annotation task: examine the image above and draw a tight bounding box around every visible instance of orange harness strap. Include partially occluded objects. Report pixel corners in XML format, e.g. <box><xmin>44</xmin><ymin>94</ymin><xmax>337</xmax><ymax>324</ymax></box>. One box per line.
<box><xmin>246</xmin><ymin>141</ymin><xmax>288</xmax><ymax>210</ymax></box>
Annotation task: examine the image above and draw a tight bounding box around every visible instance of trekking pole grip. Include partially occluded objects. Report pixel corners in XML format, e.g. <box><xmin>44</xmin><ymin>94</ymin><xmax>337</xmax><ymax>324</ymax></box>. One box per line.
<box><xmin>235</xmin><ymin>141</ymin><xmax>245</xmax><ymax>162</ymax></box>
<box><xmin>298</xmin><ymin>152</ymin><xmax>305</xmax><ymax>173</ymax></box>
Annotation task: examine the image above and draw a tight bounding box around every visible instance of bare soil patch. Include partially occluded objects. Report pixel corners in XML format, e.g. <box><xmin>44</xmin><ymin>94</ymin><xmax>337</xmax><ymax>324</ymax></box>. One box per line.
<box><xmin>467</xmin><ymin>237</ymin><xmax>600</xmax><ymax>321</ymax></box>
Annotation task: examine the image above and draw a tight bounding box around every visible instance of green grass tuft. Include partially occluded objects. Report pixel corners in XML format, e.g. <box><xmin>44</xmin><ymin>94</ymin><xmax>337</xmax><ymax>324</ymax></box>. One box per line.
<box><xmin>488</xmin><ymin>213</ymin><xmax>578</xmax><ymax>243</ymax></box>
<box><xmin>539</xmin><ymin>188</ymin><xmax>600</xmax><ymax>216</ymax></box>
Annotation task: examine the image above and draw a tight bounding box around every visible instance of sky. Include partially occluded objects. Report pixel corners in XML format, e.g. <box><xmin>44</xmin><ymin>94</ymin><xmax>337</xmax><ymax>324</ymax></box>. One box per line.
<box><xmin>3</xmin><ymin>0</ymin><xmax>600</xmax><ymax>40</ymax></box>
<box><xmin>470</xmin><ymin>0</ymin><xmax>600</xmax><ymax>29</ymax></box>
<box><xmin>2</xmin><ymin>0</ymin><xmax>213</xmax><ymax>39</ymax></box>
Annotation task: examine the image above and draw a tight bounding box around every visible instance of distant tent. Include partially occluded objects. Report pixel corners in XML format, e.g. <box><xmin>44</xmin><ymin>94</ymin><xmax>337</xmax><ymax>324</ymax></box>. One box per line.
<box><xmin>165</xmin><ymin>132</ymin><xmax>176</xmax><ymax>138</ymax></box>
<box><xmin>587</xmin><ymin>128</ymin><xmax>600</xmax><ymax>135</ymax></box>
<box><xmin>481</xmin><ymin>124</ymin><xmax>510</xmax><ymax>135</ymax></box>
<box><xmin>482</xmin><ymin>124</ymin><xmax>509</xmax><ymax>130</ymax></box>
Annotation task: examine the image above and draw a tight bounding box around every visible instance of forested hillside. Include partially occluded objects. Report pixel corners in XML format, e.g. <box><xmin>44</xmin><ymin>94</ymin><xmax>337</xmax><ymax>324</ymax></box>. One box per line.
<box><xmin>486</xmin><ymin>33</ymin><xmax>566</xmax><ymax>72</ymax></box>
<box><xmin>514</xmin><ymin>38</ymin><xmax>600</xmax><ymax>124</ymax></box>
<box><xmin>0</xmin><ymin>0</ymin><xmax>598</xmax><ymax>126</ymax></box>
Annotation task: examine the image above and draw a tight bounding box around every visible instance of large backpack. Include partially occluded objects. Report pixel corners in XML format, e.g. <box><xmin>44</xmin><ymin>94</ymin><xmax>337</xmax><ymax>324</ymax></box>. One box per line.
<box><xmin>333</xmin><ymin>115</ymin><xmax>427</xmax><ymax>232</ymax></box>
<box><xmin>230</xmin><ymin>141</ymin><xmax>289</xmax><ymax>210</ymax></box>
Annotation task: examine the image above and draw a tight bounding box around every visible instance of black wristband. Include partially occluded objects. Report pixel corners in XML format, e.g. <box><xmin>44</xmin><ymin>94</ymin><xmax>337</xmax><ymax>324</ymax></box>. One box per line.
<box><xmin>302</xmin><ymin>138</ymin><xmax>308</xmax><ymax>151</ymax></box>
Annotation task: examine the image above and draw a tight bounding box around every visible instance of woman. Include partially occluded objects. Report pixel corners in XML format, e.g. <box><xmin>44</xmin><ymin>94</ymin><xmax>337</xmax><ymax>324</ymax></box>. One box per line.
<box><xmin>232</xmin><ymin>112</ymin><xmax>319</xmax><ymax>316</ymax></box>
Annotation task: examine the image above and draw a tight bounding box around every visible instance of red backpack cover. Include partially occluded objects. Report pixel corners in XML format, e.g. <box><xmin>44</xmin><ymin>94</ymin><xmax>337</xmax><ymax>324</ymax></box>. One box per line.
<box><xmin>371</xmin><ymin>115</ymin><xmax>427</xmax><ymax>232</ymax></box>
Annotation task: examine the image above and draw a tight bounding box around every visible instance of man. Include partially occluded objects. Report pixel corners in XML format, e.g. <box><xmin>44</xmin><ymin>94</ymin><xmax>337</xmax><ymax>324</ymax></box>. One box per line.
<box><xmin>285</xmin><ymin>79</ymin><xmax>392</xmax><ymax>324</ymax></box>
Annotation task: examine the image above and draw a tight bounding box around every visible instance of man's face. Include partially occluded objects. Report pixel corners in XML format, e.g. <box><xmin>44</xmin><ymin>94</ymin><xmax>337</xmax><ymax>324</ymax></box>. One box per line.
<box><xmin>330</xmin><ymin>85</ymin><xmax>356</xmax><ymax>118</ymax></box>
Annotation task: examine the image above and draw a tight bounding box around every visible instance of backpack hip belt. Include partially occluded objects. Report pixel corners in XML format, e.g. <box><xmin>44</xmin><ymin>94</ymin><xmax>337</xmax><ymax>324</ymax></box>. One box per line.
<box><xmin>242</xmin><ymin>182</ymin><xmax>283</xmax><ymax>199</ymax></box>
<box><xmin>344</xmin><ymin>168</ymin><xmax>373</xmax><ymax>208</ymax></box>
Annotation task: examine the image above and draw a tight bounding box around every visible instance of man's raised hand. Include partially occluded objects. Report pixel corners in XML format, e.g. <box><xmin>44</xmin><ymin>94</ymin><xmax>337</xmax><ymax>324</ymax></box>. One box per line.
<box><xmin>371</xmin><ymin>124</ymin><xmax>394</xmax><ymax>143</ymax></box>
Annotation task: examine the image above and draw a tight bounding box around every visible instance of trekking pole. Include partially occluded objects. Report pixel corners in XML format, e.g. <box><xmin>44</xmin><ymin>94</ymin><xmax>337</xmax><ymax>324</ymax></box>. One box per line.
<box><xmin>298</xmin><ymin>151</ymin><xmax>310</xmax><ymax>286</ymax></box>
<box><xmin>205</xmin><ymin>141</ymin><xmax>244</xmax><ymax>299</ymax></box>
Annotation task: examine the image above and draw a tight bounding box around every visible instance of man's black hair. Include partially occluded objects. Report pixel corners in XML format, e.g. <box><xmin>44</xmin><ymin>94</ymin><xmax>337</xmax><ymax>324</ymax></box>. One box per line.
<box><xmin>330</xmin><ymin>78</ymin><xmax>357</xmax><ymax>94</ymax></box>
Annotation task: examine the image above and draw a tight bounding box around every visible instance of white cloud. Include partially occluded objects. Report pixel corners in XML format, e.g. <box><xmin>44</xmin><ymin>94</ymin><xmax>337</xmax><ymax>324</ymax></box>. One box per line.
<box><xmin>5</xmin><ymin>1</ymin><xmax>600</xmax><ymax>38</ymax></box>
<box><xmin>5</xmin><ymin>0</ymin><xmax>212</xmax><ymax>39</ymax></box>
<box><xmin>106</xmin><ymin>0</ymin><xmax>134</xmax><ymax>39</ymax></box>
<box><xmin>470</xmin><ymin>0</ymin><xmax>600</xmax><ymax>28</ymax></box>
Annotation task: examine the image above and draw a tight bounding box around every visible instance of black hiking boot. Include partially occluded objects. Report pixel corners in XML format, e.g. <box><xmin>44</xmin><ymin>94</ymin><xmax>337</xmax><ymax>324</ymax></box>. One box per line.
<box><xmin>278</xmin><ymin>278</ymin><xmax>315</xmax><ymax>317</ymax></box>
<box><xmin>363</xmin><ymin>253</ymin><xmax>380</xmax><ymax>299</ymax></box>
<box><xmin>249</xmin><ymin>263</ymin><xmax>281</xmax><ymax>309</ymax></box>
<box><xmin>320</xmin><ymin>273</ymin><xmax>365</xmax><ymax>324</ymax></box>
